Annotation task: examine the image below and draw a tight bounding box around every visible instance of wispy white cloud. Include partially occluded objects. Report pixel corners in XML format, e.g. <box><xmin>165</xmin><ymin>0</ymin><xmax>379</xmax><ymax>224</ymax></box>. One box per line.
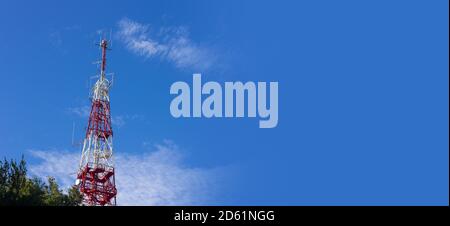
<box><xmin>49</xmin><ymin>31</ymin><xmax>67</xmax><ymax>55</ymax></box>
<box><xmin>49</xmin><ymin>25</ymin><xmax>81</xmax><ymax>54</ymax></box>
<box><xmin>117</xmin><ymin>17</ymin><xmax>216</xmax><ymax>71</ymax></box>
<box><xmin>28</xmin><ymin>141</ymin><xmax>224</xmax><ymax>205</ymax></box>
<box><xmin>28</xmin><ymin>149</ymin><xmax>79</xmax><ymax>190</ymax></box>
<box><xmin>111</xmin><ymin>115</ymin><xmax>125</xmax><ymax>128</ymax></box>
<box><xmin>67</xmin><ymin>105</ymin><xmax>91</xmax><ymax>117</ymax></box>
<box><xmin>49</xmin><ymin>31</ymin><xmax>63</xmax><ymax>47</ymax></box>
<box><xmin>112</xmin><ymin>114</ymin><xmax>148</xmax><ymax>128</ymax></box>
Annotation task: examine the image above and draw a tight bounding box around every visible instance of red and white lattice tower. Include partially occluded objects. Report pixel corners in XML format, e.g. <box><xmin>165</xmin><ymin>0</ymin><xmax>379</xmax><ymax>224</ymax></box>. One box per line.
<box><xmin>76</xmin><ymin>39</ymin><xmax>117</xmax><ymax>206</ymax></box>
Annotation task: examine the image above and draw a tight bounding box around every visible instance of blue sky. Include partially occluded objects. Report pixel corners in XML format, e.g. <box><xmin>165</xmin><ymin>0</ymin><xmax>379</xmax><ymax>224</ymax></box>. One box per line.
<box><xmin>0</xmin><ymin>0</ymin><xmax>448</xmax><ymax>205</ymax></box>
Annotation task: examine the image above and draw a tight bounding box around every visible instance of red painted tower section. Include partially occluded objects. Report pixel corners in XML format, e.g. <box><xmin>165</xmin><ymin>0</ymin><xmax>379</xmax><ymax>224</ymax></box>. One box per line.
<box><xmin>76</xmin><ymin>40</ymin><xmax>117</xmax><ymax>206</ymax></box>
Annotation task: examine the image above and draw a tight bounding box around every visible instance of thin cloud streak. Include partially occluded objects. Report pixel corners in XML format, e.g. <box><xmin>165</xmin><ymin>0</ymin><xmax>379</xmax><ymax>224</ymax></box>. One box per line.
<box><xmin>67</xmin><ymin>105</ymin><xmax>90</xmax><ymax>117</ymax></box>
<box><xmin>67</xmin><ymin>105</ymin><xmax>147</xmax><ymax>128</ymax></box>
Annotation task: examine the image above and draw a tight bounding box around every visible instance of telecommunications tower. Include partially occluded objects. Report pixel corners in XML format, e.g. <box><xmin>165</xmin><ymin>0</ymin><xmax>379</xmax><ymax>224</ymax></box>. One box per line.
<box><xmin>76</xmin><ymin>39</ymin><xmax>117</xmax><ymax>206</ymax></box>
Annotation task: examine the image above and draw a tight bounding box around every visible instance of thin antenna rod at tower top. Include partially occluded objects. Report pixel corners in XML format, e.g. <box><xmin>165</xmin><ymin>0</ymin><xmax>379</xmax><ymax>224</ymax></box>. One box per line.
<box><xmin>100</xmin><ymin>40</ymin><xmax>108</xmax><ymax>77</ymax></box>
<box><xmin>72</xmin><ymin>122</ymin><xmax>75</xmax><ymax>146</ymax></box>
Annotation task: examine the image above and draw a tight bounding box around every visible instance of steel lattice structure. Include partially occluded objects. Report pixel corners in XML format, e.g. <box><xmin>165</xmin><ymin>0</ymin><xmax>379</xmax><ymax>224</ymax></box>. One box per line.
<box><xmin>76</xmin><ymin>39</ymin><xmax>117</xmax><ymax>206</ymax></box>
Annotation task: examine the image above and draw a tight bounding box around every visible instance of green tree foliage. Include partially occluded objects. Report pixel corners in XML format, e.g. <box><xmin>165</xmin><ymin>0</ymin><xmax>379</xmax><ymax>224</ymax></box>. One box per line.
<box><xmin>0</xmin><ymin>156</ymin><xmax>82</xmax><ymax>206</ymax></box>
